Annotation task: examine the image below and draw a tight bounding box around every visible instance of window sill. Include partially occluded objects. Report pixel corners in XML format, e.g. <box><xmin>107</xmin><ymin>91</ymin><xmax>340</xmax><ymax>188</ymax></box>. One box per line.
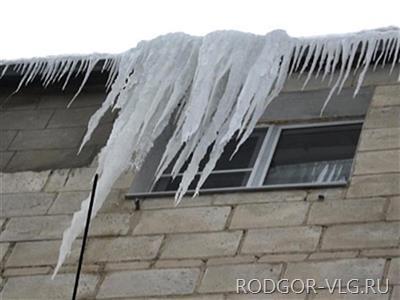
<box><xmin>125</xmin><ymin>181</ymin><xmax>348</xmax><ymax>200</ymax></box>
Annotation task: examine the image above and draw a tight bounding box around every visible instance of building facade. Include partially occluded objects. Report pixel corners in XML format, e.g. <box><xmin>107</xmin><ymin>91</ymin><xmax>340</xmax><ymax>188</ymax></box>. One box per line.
<box><xmin>0</xmin><ymin>61</ymin><xmax>399</xmax><ymax>299</ymax></box>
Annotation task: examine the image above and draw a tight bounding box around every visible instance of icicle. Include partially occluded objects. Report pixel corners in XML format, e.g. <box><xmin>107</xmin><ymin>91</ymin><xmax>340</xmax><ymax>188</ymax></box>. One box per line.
<box><xmin>354</xmin><ymin>38</ymin><xmax>379</xmax><ymax>96</ymax></box>
<box><xmin>338</xmin><ymin>41</ymin><xmax>358</xmax><ymax>92</ymax></box>
<box><xmin>50</xmin><ymin>59</ymin><xmax>68</xmax><ymax>84</ymax></box>
<box><xmin>67</xmin><ymin>57</ymin><xmax>100</xmax><ymax>107</ymax></box>
<box><xmin>288</xmin><ymin>41</ymin><xmax>302</xmax><ymax>76</ymax></box>
<box><xmin>391</xmin><ymin>38</ymin><xmax>400</xmax><ymax>74</ymax></box>
<box><xmin>320</xmin><ymin>41</ymin><xmax>348</xmax><ymax>114</ymax></box>
<box><xmin>26</xmin><ymin>61</ymin><xmax>44</xmax><ymax>84</ymax></box>
<box><xmin>374</xmin><ymin>39</ymin><xmax>388</xmax><ymax>70</ymax></box>
<box><xmin>384</xmin><ymin>37</ymin><xmax>396</xmax><ymax>69</ymax></box>
<box><xmin>105</xmin><ymin>57</ymin><xmax>120</xmax><ymax>90</ymax></box>
<box><xmin>57</xmin><ymin>59</ymin><xmax>73</xmax><ymax>83</ymax></box>
<box><xmin>0</xmin><ymin>65</ymin><xmax>9</xmax><ymax>79</ymax></box>
<box><xmin>303</xmin><ymin>41</ymin><xmax>324</xmax><ymax>88</ymax></box>
<box><xmin>354</xmin><ymin>39</ymin><xmax>367</xmax><ymax>75</ymax></box>
<box><xmin>1</xmin><ymin>27</ymin><xmax>399</xmax><ymax>277</ymax></box>
<box><xmin>62</xmin><ymin>60</ymin><xmax>79</xmax><ymax>90</ymax></box>
<box><xmin>314</xmin><ymin>43</ymin><xmax>328</xmax><ymax>79</ymax></box>
<box><xmin>14</xmin><ymin>62</ymin><xmax>37</xmax><ymax>93</ymax></box>
<box><xmin>298</xmin><ymin>40</ymin><xmax>317</xmax><ymax>80</ymax></box>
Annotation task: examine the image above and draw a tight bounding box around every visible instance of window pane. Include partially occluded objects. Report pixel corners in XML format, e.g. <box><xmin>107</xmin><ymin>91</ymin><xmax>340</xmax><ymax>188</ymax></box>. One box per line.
<box><xmin>213</xmin><ymin>133</ymin><xmax>264</xmax><ymax>170</ymax></box>
<box><xmin>264</xmin><ymin>123</ymin><xmax>362</xmax><ymax>185</ymax></box>
<box><xmin>153</xmin><ymin>172</ymin><xmax>251</xmax><ymax>192</ymax></box>
<box><xmin>164</xmin><ymin>128</ymin><xmax>267</xmax><ymax>173</ymax></box>
<box><xmin>152</xmin><ymin>128</ymin><xmax>268</xmax><ymax>192</ymax></box>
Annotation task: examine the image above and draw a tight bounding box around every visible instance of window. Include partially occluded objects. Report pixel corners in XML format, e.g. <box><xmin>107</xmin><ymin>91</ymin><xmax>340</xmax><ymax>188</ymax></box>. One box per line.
<box><xmin>152</xmin><ymin>128</ymin><xmax>267</xmax><ymax>192</ymax></box>
<box><xmin>263</xmin><ymin>123</ymin><xmax>362</xmax><ymax>186</ymax></box>
<box><xmin>128</xmin><ymin>120</ymin><xmax>363</xmax><ymax>197</ymax></box>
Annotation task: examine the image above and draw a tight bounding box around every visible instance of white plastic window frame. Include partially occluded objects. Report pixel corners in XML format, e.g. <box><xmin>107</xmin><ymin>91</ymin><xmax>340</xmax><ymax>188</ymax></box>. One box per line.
<box><xmin>127</xmin><ymin>119</ymin><xmax>363</xmax><ymax>198</ymax></box>
<box><xmin>254</xmin><ymin>119</ymin><xmax>364</xmax><ymax>190</ymax></box>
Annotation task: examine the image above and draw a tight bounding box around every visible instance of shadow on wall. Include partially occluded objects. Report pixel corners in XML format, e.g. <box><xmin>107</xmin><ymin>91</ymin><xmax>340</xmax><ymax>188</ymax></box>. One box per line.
<box><xmin>0</xmin><ymin>87</ymin><xmax>117</xmax><ymax>172</ymax></box>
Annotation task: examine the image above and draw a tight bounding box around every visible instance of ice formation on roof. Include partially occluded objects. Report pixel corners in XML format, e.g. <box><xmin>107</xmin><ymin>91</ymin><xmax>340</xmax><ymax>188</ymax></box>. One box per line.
<box><xmin>1</xmin><ymin>27</ymin><xmax>399</xmax><ymax>277</ymax></box>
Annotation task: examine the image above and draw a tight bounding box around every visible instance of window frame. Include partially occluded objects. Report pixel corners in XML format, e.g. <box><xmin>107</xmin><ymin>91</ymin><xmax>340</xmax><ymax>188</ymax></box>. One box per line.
<box><xmin>152</xmin><ymin>128</ymin><xmax>267</xmax><ymax>192</ymax></box>
<box><xmin>259</xmin><ymin>119</ymin><xmax>363</xmax><ymax>189</ymax></box>
<box><xmin>126</xmin><ymin>119</ymin><xmax>363</xmax><ymax>199</ymax></box>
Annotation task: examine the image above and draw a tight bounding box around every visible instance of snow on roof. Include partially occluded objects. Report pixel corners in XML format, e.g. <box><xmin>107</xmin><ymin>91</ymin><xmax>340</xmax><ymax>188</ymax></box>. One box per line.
<box><xmin>3</xmin><ymin>28</ymin><xmax>397</xmax><ymax>277</ymax></box>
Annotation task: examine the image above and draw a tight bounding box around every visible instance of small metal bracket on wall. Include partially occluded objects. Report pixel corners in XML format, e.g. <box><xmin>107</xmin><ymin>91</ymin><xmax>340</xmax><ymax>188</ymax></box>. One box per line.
<box><xmin>134</xmin><ymin>198</ymin><xmax>141</xmax><ymax>211</ymax></box>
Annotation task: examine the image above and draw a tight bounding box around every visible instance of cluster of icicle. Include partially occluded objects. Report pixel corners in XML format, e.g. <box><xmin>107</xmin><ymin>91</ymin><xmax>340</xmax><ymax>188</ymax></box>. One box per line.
<box><xmin>1</xmin><ymin>27</ymin><xmax>399</xmax><ymax>277</ymax></box>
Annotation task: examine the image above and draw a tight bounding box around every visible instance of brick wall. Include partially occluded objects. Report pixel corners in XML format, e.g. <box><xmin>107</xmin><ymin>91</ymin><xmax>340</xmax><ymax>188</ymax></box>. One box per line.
<box><xmin>0</xmin><ymin>81</ymin><xmax>399</xmax><ymax>298</ymax></box>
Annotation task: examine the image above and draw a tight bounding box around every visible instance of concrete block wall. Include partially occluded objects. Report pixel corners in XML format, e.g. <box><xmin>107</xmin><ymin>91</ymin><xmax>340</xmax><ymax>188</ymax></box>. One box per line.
<box><xmin>0</xmin><ymin>81</ymin><xmax>399</xmax><ymax>298</ymax></box>
<box><xmin>0</xmin><ymin>89</ymin><xmax>114</xmax><ymax>172</ymax></box>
